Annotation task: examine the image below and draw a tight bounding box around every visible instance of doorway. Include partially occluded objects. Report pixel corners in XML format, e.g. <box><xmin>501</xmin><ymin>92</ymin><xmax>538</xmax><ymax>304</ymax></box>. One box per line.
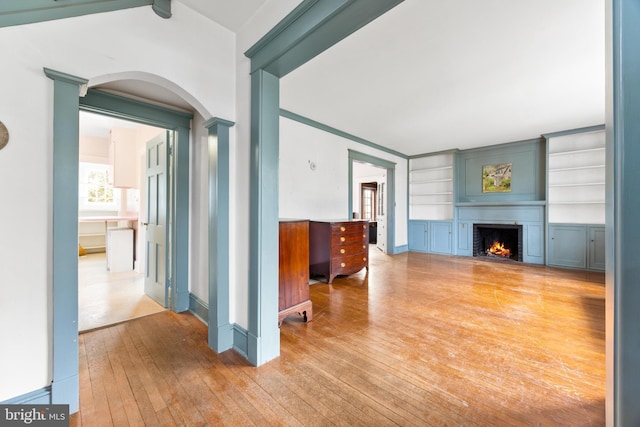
<box><xmin>348</xmin><ymin>150</ymin><xmax>396</xmax><ymax>254</ymax></box>
<box><xmin>352</xmin><ymin>163</ymin><xmax>387</xmax><ymax>252</ymax></box>
<box><xmin>78</xmin><ymin>111</ymin><xmax>167</xmax><ymax>331</ymax></box>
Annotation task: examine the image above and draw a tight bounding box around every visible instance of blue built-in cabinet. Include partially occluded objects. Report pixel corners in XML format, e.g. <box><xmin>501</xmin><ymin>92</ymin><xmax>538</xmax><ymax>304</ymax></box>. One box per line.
<box><xmin>408</xmin><ymin>220</ymin><xmax>428</xmax><ymax>252</ymax></box>
<box><xmin>408</xmin><ymin>220</ymin><xmax>453</xmax><ymax>254</ymax></box>
<box><xmin>547</xmin><ymin>224</ymin><xmax>605</xmax><ymax>271</ymax></box>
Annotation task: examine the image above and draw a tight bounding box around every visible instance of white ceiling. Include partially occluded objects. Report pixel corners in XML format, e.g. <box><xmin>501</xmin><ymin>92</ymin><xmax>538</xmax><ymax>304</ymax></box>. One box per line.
<box><xmin>81</xmin><ymin>0</ymin><xmax>605</xmax><ymax>157</ymax></box>
<box><xmin>280</xmin><ymin>0</ymin><xmax>605</xmax><ymax>156</ymax></box>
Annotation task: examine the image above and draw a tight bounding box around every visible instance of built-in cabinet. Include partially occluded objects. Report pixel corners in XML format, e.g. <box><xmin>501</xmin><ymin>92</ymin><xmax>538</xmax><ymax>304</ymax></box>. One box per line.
<box><xmin>408</xmin><ymin>220</ymin><xmax>453</xmax><ymax>254</ymax></box>
<box><xmin>548</xmin><ymin>224</ymin><xmax>605</xmax><ymax>271</ymax></box>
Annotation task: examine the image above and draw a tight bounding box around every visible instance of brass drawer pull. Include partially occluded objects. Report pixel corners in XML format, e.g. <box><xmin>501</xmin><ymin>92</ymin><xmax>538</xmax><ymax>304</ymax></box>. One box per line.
<box><xmin>340</xmin><ymin>248</ymin><xmax>346</xmax><ymax>254</ymax></box>
<box><xmin>340</xmin><ymin>237</ymin><xmax>346</xmax><ymax>242</ymax></box>
<box><xmin>341</xmin><ymin>262</ymin><xmax>346</xmax><ymax>268</ymax></box>
<box><xmin>363</xmin><ymin>257</ymin><xmax>367</xmax><ymax>262</ymax></box>
<box><xmin>340</xmin><ymin>226</ymin><xmax>346</xmax><ymax>232</ymax></box>
<box><xmin>362</xmin><ymin>245</ymin><xmax>366</xmax><ymax>249</ymax></box>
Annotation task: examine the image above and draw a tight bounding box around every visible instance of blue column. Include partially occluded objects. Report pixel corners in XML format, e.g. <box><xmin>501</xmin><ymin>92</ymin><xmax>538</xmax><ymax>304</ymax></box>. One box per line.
<box><xmin>173</xmin><ymin>125</ymin><xmax>190</xmax><ymax>312</ymax></box>
<box><xmin>44</xmin><ymin>68</ymin><xmax>88</xmax><ymax>414</ymax></box>
<box><xmin>608</xmin><ymin>0</ymin><xmax>640</xmax><ymax>424</ymax></box>
<box><xmin>203</xmin><ymin>117</ymin><xmax>235</xmax><ymax>352</ymax></box>
<box><xmin>248</xmin><ymin>69</ymin><xmax>281</xmax><ymax>365</ymax></box>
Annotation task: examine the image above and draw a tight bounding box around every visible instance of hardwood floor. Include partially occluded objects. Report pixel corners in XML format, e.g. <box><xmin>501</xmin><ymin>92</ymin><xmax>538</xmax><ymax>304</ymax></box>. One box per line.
<box><xmin>79</xmin><ymin>253</ymin><xmax>166</xmax><ymax>332</ymax></box>
<box><xmin>71</xmin><ymin>249</ymin><xmax>605</xmax><ymax>426</ymax></box>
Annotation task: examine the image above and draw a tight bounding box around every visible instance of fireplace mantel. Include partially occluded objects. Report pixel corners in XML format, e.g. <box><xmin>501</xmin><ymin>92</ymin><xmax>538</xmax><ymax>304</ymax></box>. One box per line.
<box><xmin>456</xmin><ymin>201</ymin><xmax>546</xmax><ymax>207</ymax></box>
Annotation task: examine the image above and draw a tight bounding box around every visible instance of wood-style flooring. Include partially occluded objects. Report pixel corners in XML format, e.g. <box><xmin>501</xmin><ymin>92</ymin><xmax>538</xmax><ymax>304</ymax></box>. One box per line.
<box><xmin>79</xmin><ymin>253</ymin><xmax>166</xmax><ymax>332</ymax></box>
<box><xmin>71</xmin><ymin>249</ymin><xmax>605</xmax><ymax>426</ymax></box>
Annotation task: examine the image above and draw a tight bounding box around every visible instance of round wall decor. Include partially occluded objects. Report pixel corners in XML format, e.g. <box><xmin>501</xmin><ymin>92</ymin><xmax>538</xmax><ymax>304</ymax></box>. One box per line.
<box><xmin>0</xmin><ymin>121</ymin><xmax>8</xmax><ymax>151</ymax></box>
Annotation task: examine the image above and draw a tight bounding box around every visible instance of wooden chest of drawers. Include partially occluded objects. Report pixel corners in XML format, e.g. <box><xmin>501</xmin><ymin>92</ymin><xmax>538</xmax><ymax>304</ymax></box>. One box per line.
<box><xmin>309</xmin><ymin>220</ymin><xmax>369</xmax><ymax>284</ymax></box>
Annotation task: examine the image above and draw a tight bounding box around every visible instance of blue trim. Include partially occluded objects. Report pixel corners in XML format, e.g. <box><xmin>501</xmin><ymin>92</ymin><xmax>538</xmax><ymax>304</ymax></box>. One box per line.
<box><xmin>281</xmin><ymin>109</ymin><xmax>408</xmax><ymax>159</ymax></box>
<box><xmin>2</xmin><ymin>387</ymin><xmax>52</xmax><ymax>405</ymax></box>
<box><xmin>189</xmin><ymin>293</ymin><xmax>209</xmax><ymax>324</ymax></box>
<box><xmin>245</xmin><ymin>0</ymin><xmax>404</xmax><ymax>78</ymax></box>
<box><xmin>173</xmin><ymin>126</ymin><xmax>190</xmax><ymax>312</ymax></box>
<box><xmin>248</xmin><ymin>70</ymin><xmax>281</xmax><ymax>366</ymax></box>
<box><xmin>542</xmin><ymin>124</ymin><xmax>605</xmax><ymax>139</ymax></box>
<box><xmin>609</xmin><ymin>0</ymin><xmax>640</xmax><ymax>423</ymax></box>
<box><xmin>203</xmin><ymin>117</ymin><xmax>235</xmax><ymax>352</ymax></box>
<box><xmin>394</xmin><ymin>244</ymin><xmax>408</xmax><ymax>253</ymax></box>
<box><xmin>80</xmin><ymin>89</ymin><xmax>192</xmax><ymax>129</ymax></box>
<box><xmin>348</xmin><ymin>150</ymin><xmax>396</xmax><ymax>254</ymax></box>
<box><xmin>45</xmin><ymin>68</ymin><xmax>88</xmax><ymax>414</ymax></box>
<box><xmin>0</xmin><ymin>0</ymin><xmax>156</xmax><ymax>28</ymax></box>
<box><xmin>232</xmin><ymin>325</ymin><xmax>249</xmax><ymax>360</ymax></box>
<box><xmin>151</xmin><ymin>0</ymin><xmax>171</xmax><ymax>18</ymax></box>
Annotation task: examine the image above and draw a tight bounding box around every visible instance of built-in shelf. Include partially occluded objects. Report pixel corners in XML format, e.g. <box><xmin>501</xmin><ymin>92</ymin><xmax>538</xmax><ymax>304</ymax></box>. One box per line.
<box><xmin>410</xmin><ymin>153</ymin><xmax>454</xmax><ymax>221</ymax></box>
<box><xmin>548</xmin><ymin>147</ymin><xmax>605</xmax><ymax>156</ymax></box>
<box><xmin>548</xmin><ymin>130</ymin><xmax>605</xmax><ymax>224</ymax></box>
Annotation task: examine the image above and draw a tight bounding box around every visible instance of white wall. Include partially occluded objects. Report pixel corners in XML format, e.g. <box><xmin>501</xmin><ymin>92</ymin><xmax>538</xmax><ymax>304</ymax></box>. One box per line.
<box><xmin>279</xmin><ymin>117</ymin><xmax>408</xmax><ymax>248</ymax></box>
<box><xmin>0</xmin><ymin>3</ymin><xmax>235</xmax><ymax>401</ymax></box>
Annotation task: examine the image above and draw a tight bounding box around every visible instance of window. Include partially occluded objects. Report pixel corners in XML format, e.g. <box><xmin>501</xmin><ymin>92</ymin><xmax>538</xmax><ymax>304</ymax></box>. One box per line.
<box><xmin>79</xmin><ymin>162</ymin><xmax>118</xmax><ymax>210</ymax></box>
<box><xmin>361</xmin><ymin>182</ymin><xmax>377</xmax><ymax>220</ymax></box>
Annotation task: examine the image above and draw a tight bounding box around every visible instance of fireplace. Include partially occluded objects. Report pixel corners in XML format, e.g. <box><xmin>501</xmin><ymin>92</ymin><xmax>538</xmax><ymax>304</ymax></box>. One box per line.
<box><xmin>473</xmin><ymin>223</ymin><xmax>523</xmax><ymax>262</ymax></box>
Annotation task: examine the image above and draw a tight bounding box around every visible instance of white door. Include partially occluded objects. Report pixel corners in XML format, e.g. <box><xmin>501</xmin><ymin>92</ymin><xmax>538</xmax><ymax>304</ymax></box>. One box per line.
<box><xmin>376</xmin><ymin>182</ymin><xmax>387</xmax><ymax>253</ymax></box>
<box><xmin>144</xmin><ymin>132</ymin><xmax>169</xmax><ymax>306</ymax></box>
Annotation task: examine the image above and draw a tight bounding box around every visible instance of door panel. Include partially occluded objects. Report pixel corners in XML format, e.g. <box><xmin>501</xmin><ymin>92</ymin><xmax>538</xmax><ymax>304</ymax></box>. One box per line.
<box><xmin>145</xmin><ymin>132</ymin><xmax>169</xmax><ymax>306</ymax></box>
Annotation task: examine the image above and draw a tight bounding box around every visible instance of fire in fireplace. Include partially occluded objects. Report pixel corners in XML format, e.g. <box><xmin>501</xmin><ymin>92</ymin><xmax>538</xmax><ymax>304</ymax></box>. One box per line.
<box><xmin>473</xmin><ymin>223</ymin><xmax>523</xmax><ymax>262</ymax></box>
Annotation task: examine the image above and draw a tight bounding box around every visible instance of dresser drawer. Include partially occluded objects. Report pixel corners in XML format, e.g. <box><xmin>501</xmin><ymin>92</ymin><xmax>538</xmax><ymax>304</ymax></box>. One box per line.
<box><xmin>331</xmin><ymin>243</ymin><xmax>367</xmax><ymax>258</ymax></box>
<box><xmin>331</xmin><ymin>231</ymin><xmax>368</xmax><ymax>246</ymax></box>
<box><xmin>332</xmin><ymin>253</ymin><xmax>368</xmax><ymax>275</ymax></box>
<box><xmin>331</xmin><ymin>222</ymin><xmax>368</xmax><ymax>234</ymax></box>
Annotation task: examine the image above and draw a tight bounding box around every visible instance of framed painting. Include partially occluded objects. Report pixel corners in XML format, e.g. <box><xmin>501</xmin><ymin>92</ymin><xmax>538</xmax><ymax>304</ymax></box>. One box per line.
<box><xmin>482</xmin><ymin>163</ymin><xmax>512</xmax><ymax>193</ymax></box>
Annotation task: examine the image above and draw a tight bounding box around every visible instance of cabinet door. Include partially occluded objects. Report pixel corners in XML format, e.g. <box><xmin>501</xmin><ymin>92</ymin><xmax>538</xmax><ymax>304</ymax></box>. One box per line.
<box><xmin>408</xmin><ymin>221</ymin><xmax>428</xmax><ymax>252</ymax></box>
<box><xmin>457</xmin><ymin>222</ymin><xmax>472</xmax><ymax>256</ymax></box>
<box><xmin>429</xmin><ymin>221</ymin><xmax>452</xmax><ymax>254</ymax></box>
<box><xmin>548</xmin><ymin>225</ymin><xmax>587</xmax><ymax>269</ymax></box>
<box><xmin>588</xmin><ymin>226</ymin><xmax>606</xmax><ymax>271</ymax></box>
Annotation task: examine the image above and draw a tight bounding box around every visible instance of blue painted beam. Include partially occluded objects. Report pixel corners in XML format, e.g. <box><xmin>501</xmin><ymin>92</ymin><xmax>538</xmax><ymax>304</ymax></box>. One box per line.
<box><xmin>245</xmin><ymin>0</ymin><xmax>403</xmax><ymax>78</ymax></box>
<box><xmin>0</xmin><ymin>0</ymin><xmax>168</xmax><ymax>28</ymax></box>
